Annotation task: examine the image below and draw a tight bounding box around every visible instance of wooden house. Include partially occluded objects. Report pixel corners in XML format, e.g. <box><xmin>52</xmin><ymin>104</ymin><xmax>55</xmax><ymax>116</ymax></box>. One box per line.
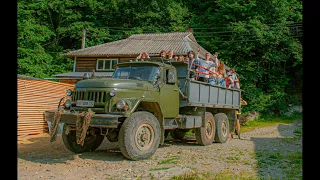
<box><xmin>51</xmin><ymin>32</ymin><xmax>213</xmax><ymax>84</ymax></box>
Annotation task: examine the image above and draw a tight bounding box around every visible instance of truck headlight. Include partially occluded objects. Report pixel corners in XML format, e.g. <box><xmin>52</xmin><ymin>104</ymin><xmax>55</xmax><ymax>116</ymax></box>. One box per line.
<box><xmin>110</xmin><ymin>89</ymin><xmax>117</xmax><ymax>97</ymax></box>
<box><xmin>65</xmin><ymin>98</ymin><xmax>72</xmax><ymax>108</ymax></box>
<box><xmin>116</xmin><ymin>99</ymin><xmax>126</xmax><ymax>110</ymax></box>
<box><xmin>66</xmin><ymin>89</ymin><xmax>72</xmax><ymax>96</ymax></box>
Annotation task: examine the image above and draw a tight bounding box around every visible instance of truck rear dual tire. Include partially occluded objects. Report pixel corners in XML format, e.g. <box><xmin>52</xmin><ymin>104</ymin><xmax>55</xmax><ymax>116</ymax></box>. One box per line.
<box><xmin>214</xmin><ymin>113</ymin><xmax>230</xmax><ymax>143</ymax></box>
<box><xmin>118</xmin><ymin>111</ymin><xmax>161</xmax><ymax>160</ymax></box>
<box><xmin>195</xmin><ymin>112</ymin><xmax>216</xmax><ymax>146</ymax></box>
<box><xmin>62</xmin><ymin>125</ymin><xmax>104</xmax><ymax>153</ymax></box>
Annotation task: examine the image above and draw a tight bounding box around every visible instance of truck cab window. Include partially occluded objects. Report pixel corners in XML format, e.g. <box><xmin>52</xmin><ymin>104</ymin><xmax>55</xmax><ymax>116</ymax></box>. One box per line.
<box><xmin>113</xmin><ymin>66</ymin><xmax>160</xmax><ymax>82</ymax></box>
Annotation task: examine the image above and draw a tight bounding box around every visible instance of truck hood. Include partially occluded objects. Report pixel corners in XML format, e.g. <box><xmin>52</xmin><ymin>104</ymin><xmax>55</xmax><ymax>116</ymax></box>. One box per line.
<box><xmin>76</xmin><ymin>78</ymin><xmax>152</xmax><ymax>90</ymax></box>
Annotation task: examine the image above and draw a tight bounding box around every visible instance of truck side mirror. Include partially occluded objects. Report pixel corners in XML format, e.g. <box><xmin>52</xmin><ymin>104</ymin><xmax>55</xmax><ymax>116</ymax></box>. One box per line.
<box><xmin>166</xmin><ymin>70</ymin><xmax>175</xmax><ymax>84</ymax></box>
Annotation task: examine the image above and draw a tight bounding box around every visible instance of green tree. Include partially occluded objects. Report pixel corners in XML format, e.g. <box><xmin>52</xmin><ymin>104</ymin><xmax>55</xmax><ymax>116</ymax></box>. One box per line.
<box><xmin>187</xmin><ymin>0</ymin><xmax>302</xmax><ymax>115</ymax></box>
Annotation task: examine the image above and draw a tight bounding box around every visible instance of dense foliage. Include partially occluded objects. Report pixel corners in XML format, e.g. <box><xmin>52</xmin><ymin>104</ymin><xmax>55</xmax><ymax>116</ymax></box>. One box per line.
<box><xmin>17</xmin><ymin>0</ymin><xmax>302</xmax><ymax>115</ymax></box>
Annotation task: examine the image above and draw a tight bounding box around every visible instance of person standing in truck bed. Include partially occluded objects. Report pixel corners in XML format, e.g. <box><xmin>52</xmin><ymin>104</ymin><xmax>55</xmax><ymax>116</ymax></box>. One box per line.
<box><xmin>229</xmin><ymin>68</ymin><xmax>240</xmax><ymax>89</ymax></box>
<box><xmin>215</xmin><ymin>61</ymin><xmax>226</xmax><ymax>87</ymax></box>
<box><xmin>136</xmin><ymin>52</ymin><xmax>150</xmax><ymax>61</ymax></box>
<box><xmin>197</xmin><ymin>51</ymin><xmax>215</xmax><ymax>83</ymax></box>
<box><xmin>187</xmin><ymin>50</ymin><xmax>201</xmax><ymax>81</ymax></box>
<box><xmin>208</xmin><ymin>57</ymin><xmax>218</xmax><ymax>85</ymax></box>
<box><xmin>167</xmin><ymin>50</ymin><xmax>175</xmax><ymax>61</ymax></box>
<box><xmin>159</xmin><ymin>50</ymin><xmax>167</xmax><ymax>58</ymax></box>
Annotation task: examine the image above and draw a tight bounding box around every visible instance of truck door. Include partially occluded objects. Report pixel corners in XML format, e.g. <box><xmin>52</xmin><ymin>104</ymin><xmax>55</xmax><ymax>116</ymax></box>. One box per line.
<box><xmin>160</xmin><ymin>68</ymin><xmax>179</xmax><ymax>118</ymax></box>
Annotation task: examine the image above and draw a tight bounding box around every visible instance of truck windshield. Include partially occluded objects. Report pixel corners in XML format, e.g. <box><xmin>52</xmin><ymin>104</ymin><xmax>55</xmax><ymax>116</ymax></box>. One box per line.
<box><xmin>112</xmin><ymin>66</ymin><xmax>160</xmax><ymax>82</ymax></box>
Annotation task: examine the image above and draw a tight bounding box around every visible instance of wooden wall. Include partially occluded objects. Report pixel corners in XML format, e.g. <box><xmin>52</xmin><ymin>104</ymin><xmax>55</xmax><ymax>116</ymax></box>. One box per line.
<box><xmin>17</xmin><ymin>78</ymin><xmax>75</xmax><ymax>136</ymax></box>
<box><xmin>75</xmin><ymin>57</ymin><xmax>138</xmax><ymax>72</ymax></box>
<box><xmin>76</xmin><ymin>58</ymin><xmax>97</xmax><ymax>72</ymax></box>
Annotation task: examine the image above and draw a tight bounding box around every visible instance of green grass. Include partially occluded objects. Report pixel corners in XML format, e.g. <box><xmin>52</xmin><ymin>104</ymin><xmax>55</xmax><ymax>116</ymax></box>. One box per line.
<box><xmin>170</xmin><ymin>170</ymin><xmax>259</xmax><ymax>180</ymax></box>
<box><xmin>159</xmin><ymin>157</ymin><xmax>180</xmax><ymax>165</ymax></box>
<box><xmin>185</xmin><ymin>129</ymin><xmax>195</xmax><ymax>136</ymax></box>
<box><xmin>241</xmin><ymin>113</ymin><xmax>301</xmax><ymax>133</ymax></box>
<box><xmin>255</xmin><ymin>150</ymin><xmax>302</xmax><ymax>179</ymax></box>
<box><xmin>149</xmin><ymin>167</ymin><xmax>170</xmax><ymax>171</ymax></box>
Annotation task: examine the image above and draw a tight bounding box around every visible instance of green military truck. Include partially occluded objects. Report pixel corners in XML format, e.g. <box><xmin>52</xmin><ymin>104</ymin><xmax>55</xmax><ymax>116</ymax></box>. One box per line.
<box><xmin>45</xmin><ymin>58</ymin><xmax>241</xmax><ymax>160</ymax></box>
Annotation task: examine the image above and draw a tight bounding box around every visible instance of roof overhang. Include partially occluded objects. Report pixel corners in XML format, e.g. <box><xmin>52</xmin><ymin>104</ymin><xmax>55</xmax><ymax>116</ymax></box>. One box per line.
<box><xmin>51</xmin><ymin>72</ymin><xmax>114</xmax><ymax>78</ymax></box>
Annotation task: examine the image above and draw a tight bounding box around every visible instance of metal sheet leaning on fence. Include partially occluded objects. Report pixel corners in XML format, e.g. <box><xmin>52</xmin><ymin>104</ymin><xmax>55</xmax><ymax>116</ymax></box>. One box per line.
<box><xmin>49</xmin><ymin>108</ymin><xmax>95</xmax><ymax>146</ymax></box>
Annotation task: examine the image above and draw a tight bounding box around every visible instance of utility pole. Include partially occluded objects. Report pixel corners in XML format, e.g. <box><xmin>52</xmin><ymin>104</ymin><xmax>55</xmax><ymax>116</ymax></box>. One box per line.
<box><xmin>81</xmin><ymin>27</ymin><xmax>86</xmax><ymax>49</ymax></box>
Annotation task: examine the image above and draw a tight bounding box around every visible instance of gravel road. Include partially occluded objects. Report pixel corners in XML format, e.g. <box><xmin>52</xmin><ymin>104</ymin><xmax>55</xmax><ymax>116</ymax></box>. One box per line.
<box><xmin>18</xmin><ymin>121</ymin><xmax>302</xmax><ymax>180</ymax></box>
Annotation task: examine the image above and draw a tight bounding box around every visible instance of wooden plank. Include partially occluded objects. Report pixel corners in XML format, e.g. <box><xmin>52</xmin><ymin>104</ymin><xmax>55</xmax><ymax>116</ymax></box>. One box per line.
<box><xmin>76</xmin><ymin>68</ymin><xmax>95</xmax><ymax>72</ymax></box>
<box><xmin>76</xmin><ymin>61</ymin><xmax>96</xmax><ymax>65</ymax></box>
<box><xmin>18</xmin><ymin>124</ymin><xmax>47</xmax><ymax>127</ymax></box>
<box><xmin>77</xmin><ymin>58</ymin><xmax>97</xmax><ymax>60</ymax></box>
<box><xmin>18</xmin><ymin>126</ymin><xmax>47</xmax><ymax>129</ymax></box>
<box><xmin>17</xmin><ymin>79</ymin><xmax>74</xmax><ymax>136</ymax></box>
<box><xmin>18</xmin><ymin>98</ymin><xmax>62</xmax><ymax>105</ymax></box>
<box><xmin>18</xmin><ymin>122</ymin><xmax>45</xmax><ymax>124</ymax></box>
<box><xmin>18</xmin><ymin>86</ymin><xmax>74</xmax><ymax>92</ymax></box>
<box><xmin>17</xmin><ymin>78</ymin><xmax>75</xmax><ymax>86</ymax></box>
<box><xmin>18</xmin><ymin>104</ymin><xmax>56</xmax><ymax>108</ymax></box>
<box><xmin>18</xmin><ymin>122</ymin><xmax>47</xmax><ymax>125</ymax></box>
<box><xmin>18</xmin><ymin>117</ymin><xmax>45</xmax><ymax>120</ymax></box>
<box><xmin>18</xmin><ymin>119</ymin><xmax>45</xmax><ymax>121</ymax></box>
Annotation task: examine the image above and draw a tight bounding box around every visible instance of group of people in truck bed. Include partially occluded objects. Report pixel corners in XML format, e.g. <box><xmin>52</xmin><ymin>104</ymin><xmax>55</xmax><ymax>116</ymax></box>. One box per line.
<box><xmin>135</xmin><ymin>48</ymin><xmax>240</xmax><ymax>89</ymax></box>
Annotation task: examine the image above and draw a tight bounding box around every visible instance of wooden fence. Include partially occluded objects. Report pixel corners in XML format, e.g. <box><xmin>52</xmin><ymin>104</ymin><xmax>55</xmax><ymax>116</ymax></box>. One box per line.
<box><xmin>17</xmin><ymin>75</ymin><xmax>75</xmax><ymax>136</ymax></box>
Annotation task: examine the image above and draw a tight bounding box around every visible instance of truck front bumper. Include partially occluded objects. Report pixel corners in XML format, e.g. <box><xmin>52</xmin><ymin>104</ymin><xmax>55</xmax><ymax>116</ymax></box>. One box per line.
<box><xmin>44</xmin><ymin>110</ymin><xmax>123</xmax><ymax>132</ymax></box>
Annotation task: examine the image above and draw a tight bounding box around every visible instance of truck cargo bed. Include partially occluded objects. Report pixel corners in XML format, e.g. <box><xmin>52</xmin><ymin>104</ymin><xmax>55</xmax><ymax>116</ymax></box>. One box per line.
<box><xmin>182</xmin><ymin>80</ymin><xmax>241</xmax><ymax>109</ymax></box>
<box><xmin>172</xmin><ymin>61</ymin><xmax>241</xmax><ymax>110</ymax></box>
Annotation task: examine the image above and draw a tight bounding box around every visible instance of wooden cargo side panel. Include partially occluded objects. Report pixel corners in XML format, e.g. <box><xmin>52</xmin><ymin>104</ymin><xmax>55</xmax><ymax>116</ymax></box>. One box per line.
<box><xmin>17</xmin><ymin>78</ymin><xmax>74</xmax><ymax>136</ymax></box>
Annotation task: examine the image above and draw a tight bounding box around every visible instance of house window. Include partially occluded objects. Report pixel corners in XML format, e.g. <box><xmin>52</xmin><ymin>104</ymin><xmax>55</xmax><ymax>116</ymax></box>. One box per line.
<box><xmin>96</xmin><ymin>59</ymin><xmax>118</xmax><ymax>70</ymax></box>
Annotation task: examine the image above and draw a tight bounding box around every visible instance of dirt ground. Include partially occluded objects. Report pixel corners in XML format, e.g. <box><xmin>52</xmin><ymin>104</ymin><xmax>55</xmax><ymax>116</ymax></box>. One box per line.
<box><xmin>18</xmin><ymin>121</ymin><xmax>302</xmax><ymax>180</ymax></box>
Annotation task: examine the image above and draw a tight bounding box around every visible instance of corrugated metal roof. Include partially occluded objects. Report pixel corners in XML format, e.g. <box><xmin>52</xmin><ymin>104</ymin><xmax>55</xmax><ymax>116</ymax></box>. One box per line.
<box><xmin>53</xmin><ymin>72</ymin><xmax>114</xmax><ymax>78</ymax></box>
<box><xmin>62</xmin><ymin>32</ymin><xmax>211</xmax><ymax>59</ymax></box>
<box><xmin>17</xmin><ymin>74</ymin><xmax>44</xmax><ymax>80</ymax></box>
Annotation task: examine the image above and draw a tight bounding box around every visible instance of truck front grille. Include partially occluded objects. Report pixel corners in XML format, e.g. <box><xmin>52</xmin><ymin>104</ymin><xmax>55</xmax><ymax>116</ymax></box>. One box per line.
<box><xmin>72</xmin><ymin>90</ymin><xmax>108</xmax><ymax>103</ymax></box>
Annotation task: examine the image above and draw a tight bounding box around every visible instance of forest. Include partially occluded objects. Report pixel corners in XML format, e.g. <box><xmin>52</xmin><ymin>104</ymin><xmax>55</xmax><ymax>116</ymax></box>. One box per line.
<box><xmin>17</xmin><ymin>0</ymin><xmax>303</xmax><ymax>115</ymax></box>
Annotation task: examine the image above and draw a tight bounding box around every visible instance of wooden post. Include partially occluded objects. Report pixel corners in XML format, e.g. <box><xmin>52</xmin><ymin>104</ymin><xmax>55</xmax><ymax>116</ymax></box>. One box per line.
<box><xmin>82</xmin><ymin>28</ymin><xmax>86</xmax><ymax>49</ymax></box>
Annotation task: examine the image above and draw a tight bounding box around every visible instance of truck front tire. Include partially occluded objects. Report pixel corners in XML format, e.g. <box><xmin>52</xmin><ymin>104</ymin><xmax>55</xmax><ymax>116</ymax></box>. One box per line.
<box><xmin>214</xmin><ymin>113</ymin><xmax>230</xmax><ymax>143</ymax></box>
<box><xmin>62</xmin><ymin>125</ymin><xmax>104</xmax><ymax>153</ymax></box>
<box><xmin>118</xmin><ymin>111</ymin><xmax>161</xmax><ymax>160</ymax></box>
<box><xmin>195</xmin><ymin>112</ymin><xmax>216</xmax><ymax>146</ymax></box>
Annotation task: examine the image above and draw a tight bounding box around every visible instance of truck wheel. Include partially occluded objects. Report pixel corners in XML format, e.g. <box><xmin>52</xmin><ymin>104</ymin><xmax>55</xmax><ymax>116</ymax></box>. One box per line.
<box><xmin>62</xmin><ymin>125</ymin><xmax>104</xmax><ymax>153</ymax></box>
<box><xmin>170</xmin><ymin>129</ymin><xmax>187</xmax><ymax>140</ymax></box>
<box><xmin>118</xmin><ymin>111</ymin><xmax>160</xmax><ymax>160</ymax></box>
<box><xmin>214</xmin><ymin>113</ymin><xmax>230</xmax><ymax>143</ymax></box>
<box><xmin>195</xmin><ymin>112</ymin><xmax>215</xmax><ymax>146</ymax></box>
